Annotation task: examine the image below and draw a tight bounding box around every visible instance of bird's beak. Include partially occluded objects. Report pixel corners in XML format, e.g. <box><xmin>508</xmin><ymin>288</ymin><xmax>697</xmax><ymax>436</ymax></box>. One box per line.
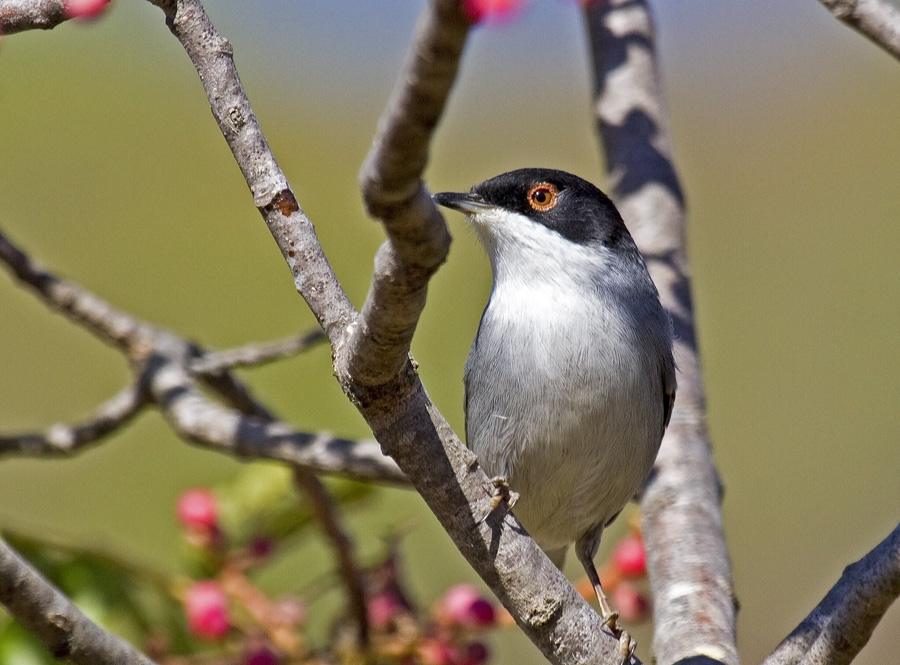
<box><xmin>433</xmin><ymin>191</ymin><xmax>493</xmax><ymax>215</ymax></box>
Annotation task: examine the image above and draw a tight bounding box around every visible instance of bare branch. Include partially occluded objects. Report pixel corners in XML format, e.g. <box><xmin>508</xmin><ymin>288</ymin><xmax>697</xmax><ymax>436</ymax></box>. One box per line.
<box><xmin>1</xmin><ymin>226</ymin><xmax>404</xmax><ymax>483</ymax></box>
<box><xmin>0</xmin><ymin>383</ymin><xmax>147</xmax><ymax>457</ymax></box>
<box><xmin>144</xmin><ymin>349</ymin><xmax>407</xmax><ymax>484</ymax></box>
<box><xmin>583</xmin><ymin>2</ymin><xmax>737</xmax><ymax>664</ymax></box>
<box><xmin>0</xmin><ymin>537</ymin><xmax>157</xmax><ymax>665</ymax></box>
<box><xmin>0</xmin><ymin>228</ymin><xmax>150</xmax><ymax>351</ymax></box>
<box><xmin>0</xmin><ymin>0</ymin><xmax>69</xmax><ymax>34</ymax></box>
<box><xmin>763</xmin><ymin>521</ymin><xmax>900</xmax><ymax>665</ymax></box>
<box><xmin>293</xmin><ymin>469</ymin><xmax>370</xmax><ymax>645</ymax></box>
<box><xmin>143</xmin><ymin>0</ymin><xmax>355</xmax><ymax>341</ymax></box>
<box><xmin>189</xmin><ymin>329</ymin><xmax>326</xmax><ymax>374</ymax></box>
<box><xmin>144</xmin><ymin>1</ymin><xmax>651</xmax><ymax>661</ymax></box>
<box><xmin>346</xmin><ymin>0</ymin><xmax>469</xmax><ymax>386</ymax></box>
<box><xmin>818</xmin><ymin>0</ymin><xmax>900</xmax><ymax>62</ymax></box>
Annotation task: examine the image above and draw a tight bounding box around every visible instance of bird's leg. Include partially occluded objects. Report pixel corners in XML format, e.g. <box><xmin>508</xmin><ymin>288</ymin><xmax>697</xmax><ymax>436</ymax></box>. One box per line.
<box><xmin>576</xmin><ymin>533</ymin><xmax>636</xmax><ymax>660</ymax></box>
<box><xmin>477</xmin><ymin>476</ymin><xmax>519</xmax><ymax>524</ymax></box>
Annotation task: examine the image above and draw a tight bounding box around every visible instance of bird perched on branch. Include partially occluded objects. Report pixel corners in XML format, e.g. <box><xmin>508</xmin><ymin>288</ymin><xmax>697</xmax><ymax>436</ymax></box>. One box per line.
<box><xmin>434</xmin><ymin>168</ymin><xmax>676</xmax><ymax>639</ymax></box>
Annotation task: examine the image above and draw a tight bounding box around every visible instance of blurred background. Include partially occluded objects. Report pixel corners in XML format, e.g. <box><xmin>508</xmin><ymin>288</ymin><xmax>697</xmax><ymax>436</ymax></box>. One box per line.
<box><xmin>1</xmin><ymin>0</ymin><xmax>899</xmax><ymax>662</ymax></box>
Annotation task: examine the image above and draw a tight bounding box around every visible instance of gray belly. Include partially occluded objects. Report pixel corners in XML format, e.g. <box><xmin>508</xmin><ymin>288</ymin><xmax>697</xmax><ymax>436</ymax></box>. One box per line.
<box><xmin>465</xmin><ymin>314</ymin><xmax>664</xmax><ymax>551</ymax></box>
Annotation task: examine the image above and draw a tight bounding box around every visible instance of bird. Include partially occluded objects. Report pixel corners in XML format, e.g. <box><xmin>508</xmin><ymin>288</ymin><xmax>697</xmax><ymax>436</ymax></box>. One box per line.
<box><xmin>433</xmin><ymin>168</ymin><xmax>676</xmax><ymax>631</ymax></box>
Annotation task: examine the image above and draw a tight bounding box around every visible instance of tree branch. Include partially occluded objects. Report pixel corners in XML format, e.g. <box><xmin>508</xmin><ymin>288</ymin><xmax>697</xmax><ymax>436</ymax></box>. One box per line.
<box><xmin>584</xmin><ymin>2</ymin><xmax>737</xmax><ymax>664</ymax></box>
<box><xmin>0</xmin><ymin>383</ymin><xmax>147</xmax><ymax>457</ymax></box>
<box><xmin>346</xmin><ymin>0</ymin><xmax>468</xmax><ymax>386</ymax></box>
<box><xmin>763</xmin><ymin>521</ymin><xmax>900</xmax><ymax>665</ymax></box>
<box><xmin>817</xmin><ymin>0</ymin><xmax>900</xmax><ymax>62</ymax></box>
<box><xmin>145</xmin><ymin>1</ymin><xmax>635</xmax><ymax>662</ymax></box>
<box><xmin>143</xmin><ymin>0</ymin><xmax>355</xmax><ymax>341</ymax></box>
<box><xmin>189</xmin><ymin>329</ymin><xmax>326</xmax><ymax>374</ymax></box>
<box><xmin>0</xmin><ymin>228</ymin><xmax>406</xmax><ymax>483</ymax></box>
<box><xmin>0</xmin><ymin>0</ymin><xmax>70</xmax><ymax>34</ymax></box>
<box><xmin>293</xmin><ymin>469</ymin><xmax>370</xmax><ymax>646</ymax></box>
<box><xmin>0</xmin><ymin>228</ymin><xmax>151</xmax><ymax>352</ymax></box>
<box><xmin>143</xmin><ymin>345</ymin><xmax>407</xmax><ymax>484</ymax></box>
<box><xmin>0</xmin><ymin>537</ymin><xmax>157</xmax><ymax>665</ymax></box>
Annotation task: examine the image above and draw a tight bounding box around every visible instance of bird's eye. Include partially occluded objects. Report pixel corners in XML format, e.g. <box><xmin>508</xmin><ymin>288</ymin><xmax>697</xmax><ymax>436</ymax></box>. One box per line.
<box><xmin>527</xmin><ymin>183</ymin><xmax>559</xmax><ymax>211</ymax></box>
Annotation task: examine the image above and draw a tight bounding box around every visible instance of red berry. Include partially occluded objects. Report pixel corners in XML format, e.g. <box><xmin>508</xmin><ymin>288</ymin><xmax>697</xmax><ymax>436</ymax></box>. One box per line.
<box><xmin>63</xmin><ymin>0</ymin><xmax>111</xmax><ymax>20</ymax></box>
<box><xmin>462</xmin><ymin>0</ymin><xmax>525</xmax><ymax>25</ymax></box>
<box><xmin>184</xmin><ymin>581</ymin><xmax>230</xmax><ymax>640</ymax></box>
<box><xmin>612</xmin><ymin>535</ymin><xmax>647</xmax><ymax>578</ymax></box>
<box><xmin>244</xmin><ymin>645</ymin><xmax>280</xmax><ymax>665</ymax></box>
<box><xmin>440</xmin><ymin>584</ymin><xmax>496</xmax><ymax>628</ymax></box>
<box><xmin>177</xmin><ymin>488</ymin><xmax>219</xmax><ymax>531</ymax></box>
<box><xmin>613</xmin><ymin>582</ymin><xmax>650</xmax><ymax>623</ymax></box>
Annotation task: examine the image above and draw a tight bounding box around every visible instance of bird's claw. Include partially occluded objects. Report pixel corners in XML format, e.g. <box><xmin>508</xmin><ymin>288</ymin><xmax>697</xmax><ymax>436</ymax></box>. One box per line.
<box><xmin>600</xmin><ymin>609</ymin><xmax>620</xmax><ymax>633</ymax></box>
<box><xmin>477</xmin><ymin>476</ymin><xmax>519</xmax><ymax>524</ymax></box>
<box><xmin>600</xmin><ymin>610</ymin><xmax>636</xmax><ymax>663</ymax></box>
<box><xmin>617</xmin><ymin>630</ymin><xmax>636</xmax><ymax>664</ymax></box>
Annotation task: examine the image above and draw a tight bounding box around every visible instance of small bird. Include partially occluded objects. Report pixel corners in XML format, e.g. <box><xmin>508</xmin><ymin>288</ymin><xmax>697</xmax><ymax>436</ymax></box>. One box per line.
<box><xmin>434</xmin><ymin>168</ymin><xmax>676</xmax><ymax>630</ymax></box>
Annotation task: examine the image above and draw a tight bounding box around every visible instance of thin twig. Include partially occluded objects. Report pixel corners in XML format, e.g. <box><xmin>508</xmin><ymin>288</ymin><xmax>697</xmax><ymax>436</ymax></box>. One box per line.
<box><xmin>763</xmin><ymin>521</ymin><xmax>900</xmax><ymax>665</ymax></box>
<box><xmin>0</xmin><ymin>537</ymin><xmax>157</xmax><ymax>665</ymax></box>
<box><xmin>817</xmin><ymin>0</ymin><xmax>900</xmax><ymax>62</ymax></box>
<box><xmin>189</xmin><ymin>329</ymin><xmax>326</xmax><ymax>374</ymax></box>
<box><xmin>0</xmin><ymin>0</ymin><xmax>70</xmax><ymax>34</ymax></box>
<box><xmin>293</xmin><ymin>469</ymin><xmax>370</xmax><ymax>646</ymax></box>
<box><xmin>584</xmin><ymin>2</ymin><xmax>737</xmax><ymax>663</ymax></box>
<box><xmin>0</xmin><ymin>383</ymin><xmax>147</xmax><ymax>457</ymax></box>
<box><xmin>0</xmin><ymin>228</ymin><xmax>150</xmax><ymax>351</ymax></box>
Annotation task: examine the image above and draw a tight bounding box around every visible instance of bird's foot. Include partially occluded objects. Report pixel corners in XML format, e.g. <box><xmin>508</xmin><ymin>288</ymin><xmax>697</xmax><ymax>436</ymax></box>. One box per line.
<box><xmin>477</xmin><ymin>476</ymin><xmax>519</xmax><ymax>524</ymax></box>
<box><xmin>600</xmin><ymin>608</ymin><xmax>635</xmax><ymax>663</ymax></box>
<box><xmin>617</xmin><ymin>629</ymin><xmax>636</xmax><ymax>664</ymax></box>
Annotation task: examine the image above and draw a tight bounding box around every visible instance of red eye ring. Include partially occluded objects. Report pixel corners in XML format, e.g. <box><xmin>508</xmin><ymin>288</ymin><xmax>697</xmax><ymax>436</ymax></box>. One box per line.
<box><xmin>527</xmin><ymin>182</ymin><xmax>559</xmax><ymax>211</ymax></box>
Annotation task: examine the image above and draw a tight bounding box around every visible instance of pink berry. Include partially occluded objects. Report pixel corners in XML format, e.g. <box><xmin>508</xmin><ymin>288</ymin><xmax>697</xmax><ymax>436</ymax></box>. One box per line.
<box><xmin>462</xmin><ymin>0</ymin><xmax>525</xmax><ymax>25</ymax></box>
<box><xmin>460</xmin><ymin>641</ymin><xmax>490</xmax><ymax>665</ymax></box>
<box><xmin>177</xmin><ymin>488</ymin><xmax>219</xmax><ymax>531</ymax></box>
<box><xmin>63</xmin><ymin>0</ymin><xmax>111</xmax><ymax>20</ymax></box>
<box><xmin>367</xmin><ymin>591</ymin><xmax>404</xmax><ymax>630</ymax></box>
<box><xmin>440</xmin><ymin>584</ymin><xmax>496</xmax><ymax>628</ymax></box>
<box><xmin>612</xmin><ymin>535</ymin><xmax>647</xmax><ymax>578</ymax></box>
<box><xmin>184</xmin><ymin>581</ymin><xmax>230</xmax><ymax>640</ymax></box>
<box><xmin>613</xmin><ymin>582</ymin><xmax>650</xmax><ymax>623</ymax></box>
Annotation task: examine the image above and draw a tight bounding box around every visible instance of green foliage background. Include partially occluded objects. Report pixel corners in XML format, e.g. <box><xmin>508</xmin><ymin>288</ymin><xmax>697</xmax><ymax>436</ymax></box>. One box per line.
<box><xmin>1</xmin><ymin>1</ymin><xmax>899</xmax><ymax>663</ymax></box>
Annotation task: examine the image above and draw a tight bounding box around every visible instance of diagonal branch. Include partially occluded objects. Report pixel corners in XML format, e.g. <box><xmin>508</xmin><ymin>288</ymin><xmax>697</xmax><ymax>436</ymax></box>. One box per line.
<box><xmin>584</xmin><ymin>2</ymin><xmax>738</xmax><ymax>664</ymax></box>
<box><xmin>145</xmin><ymin>1</ymin><xmax>634</xmax><ymax>662</ymax></box>
<box><xmin>293</xmin><ymin>468</ymin><xmax>370</xmax><ymax>646</ymax></box>
<box><xmin>0</xmin><ymin>228</ymin><xmax>151</xmax><ymax>352</ymax></box>
<box><xmin>189</xmin><ymin>329</ymin><xmax>326</xmax><ymax>374</ymax></box>
<box><xmin>0</xmin><ymin>537</ymin><xmax>157</xmax><ymax>665</ymax></box>
<box><xmin>0</xmin><ymin>0</ymin><xmax>70</xmax><ymax>34</ymax></box>
<box><xmin>346</xmin><ymin>0</ymin><xmax>468</xmax><ymax>386</ymax></box>
<box><xmin>143</xmin><ymin>0</ymin><xmax>355</xmax><ymax>341</ymax></box>
<box><xmin>0</xmin><ymin>383</ymin><xmax>148</xmax><ymax>457</ymax></box>
<box><xmin>0</xmin><ymin>227</ymin><xmax>405</xmax><ymax>483</ymax></box>
<box><xmin>144</xmin><ymin>346</ymin><xmax>407</xmax><ymax>484</ymax></box>
<box><xmin>763</xmin><ymin>521</ymin><xmax>900</xmax><ymax>665</ymax></box>
<box><xmin>817</xmin><ymin>0</ymin><xmax>900</xmax><ymax>62</ymax></box>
